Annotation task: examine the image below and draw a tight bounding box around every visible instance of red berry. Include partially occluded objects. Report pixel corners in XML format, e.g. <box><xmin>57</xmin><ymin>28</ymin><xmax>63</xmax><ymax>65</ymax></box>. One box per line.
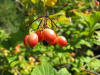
<box><xmin>47</xmin><ymin>38</ymin><xmax>57</xmax><ymax>45</ymax></box>
<box><xmin>24</xmin><ymin>35</ymin><xmax>29</xmax><ymax>47</ymax></box>
<box><xmin>43</xmin><ymin>28</ymin><xmax>57</xmax><ymax>42</ymax></box>
<box><xmin>35</xmin><ymin>30</ymin><xmax>44</xmax><ymax>42</ymax></box>
<box><xmin>28</xmin><ymin>33</ymin><xmax>38</xmax><ymax>47</ymax></box>
<box><xmin>57</xmin><ymin>36</ymin><xmax>67</xmax><ymax>46</ymax></box>
<box><xmin>96</xmin><ymin>1</ymin><xmax>99</xmax><ymax>5</ymax></box>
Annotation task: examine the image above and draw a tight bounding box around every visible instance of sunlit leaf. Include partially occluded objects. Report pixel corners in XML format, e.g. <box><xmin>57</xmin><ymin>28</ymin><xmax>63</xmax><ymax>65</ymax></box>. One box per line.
<box><xmin>31</xmin><ymin>0</ymin><xmax>38</xmax><ymax>4</ymax></box>
<box><xmin>31</xmin><ymin>62</ymin><xmax>55</xmax><ymax>75</ymax></box>
<box><xmin>57</xmin><ymin>68</ymin><xmax>71</xmax><ymax>75</ymax></box>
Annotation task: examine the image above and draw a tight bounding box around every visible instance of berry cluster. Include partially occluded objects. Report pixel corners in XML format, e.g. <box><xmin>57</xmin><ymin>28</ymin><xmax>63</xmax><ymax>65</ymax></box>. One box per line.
<box><xmin>24</xmin><ymin>28</ymin><xmax>67</xmax><ymax>47</ymax></box>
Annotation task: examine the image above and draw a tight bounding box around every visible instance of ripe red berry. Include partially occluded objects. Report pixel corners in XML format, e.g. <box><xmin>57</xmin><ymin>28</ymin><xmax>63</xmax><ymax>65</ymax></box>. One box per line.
<box><xmin>57</xmin><ymin>36</ymin><xmax>67</xmax><ymax>46</ymax></box>
<box><xmin>96</xmin><ymin>1</ymin><xmax>99</xmax><ymax>5</ymax></box>
<box><xmin>24</xmin><ymin>35</ymin><xmax>29</xmax><ymax>47</ymax></box>
<box><xmin>28</xmin><ymin>33</ymin><xmax>38</xmax><ymax>47</ymax></box>
<box><xmin>47</xmin><ymin>38</ymin><xmax>57</xmax><ymax>45</ymax></box>
<box><xmin>43</xmin><ymin>28</ymin><xmax>57</xmax><ymax>42</ymax></box>
<box><xmin>35</xmin><ymin>30</ymin><xmax>44</xmax><ymax>42</ymax></box>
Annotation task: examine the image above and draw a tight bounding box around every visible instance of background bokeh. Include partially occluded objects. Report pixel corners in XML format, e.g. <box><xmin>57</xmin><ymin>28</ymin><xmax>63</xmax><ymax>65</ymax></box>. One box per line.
<box><xmin>0</xmin><ymin>0</ymin><xmax>100</xmax><ymax>75</ymax></box>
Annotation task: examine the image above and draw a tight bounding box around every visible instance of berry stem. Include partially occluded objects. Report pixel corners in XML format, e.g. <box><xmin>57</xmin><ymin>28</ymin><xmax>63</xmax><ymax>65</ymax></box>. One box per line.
<box><xmin>48</xmin><ymin>17</ymin><xmax>61</xmax><ymax>29</ymax></box>
<box><xmin>28</xmin><ymin>16</ymin><xmax>43</xmax><ymax>27</ymax></box>
<box><xmin>37</xmin><ymin>20</ymin><xmax>42</xmax><ymax>29</ymax></box>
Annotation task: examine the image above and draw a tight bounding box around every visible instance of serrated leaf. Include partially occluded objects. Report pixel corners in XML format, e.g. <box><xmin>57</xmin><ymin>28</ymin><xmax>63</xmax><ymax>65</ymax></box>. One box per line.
<box><xmin>74</xmin><ymin>11</ymin><xmax>87</xmax><ymax>17</ymax></box>
<box><xmin>75</xmin><ymin>40</ymin><xmax>92</xmax><ymax>48</ymax></box>
<box><xmin>31</xmin><ymin>63</ymin><xmax>55</xmax><ymax>75</ymax></box>
<box><xmin>57</xmin><ymin>68</ymin><xmax>71</xmax><ymax>75</ymax></box>
<box><xmin>10</xmin><ymin>61</ymin><xmax>19</xmax><ymax>67</ymax></box>
<box><xmin>50</xmin><ymin>11</ymin><xmax>66</xmax><ymax>18</ymax></box>
<box><xmin>92</xmin><ymin>23</ymin><xmax>100</xmax><ymax>31</ymax></box>
<box><xmin>90</xmin><ymin>59</ymin><xmax>100</xmax><ymax>71</ymax></box>
<box><xmin>71</xmin><ymin>68</ymin><xmax>80</xmax><ymax>72</ymax></box>
<box><xmin>39</xmin><ymin>56</ymin><xmax>50</xmax><ymax>63</ymax></box>
<box><xmin>52</xmin><ymin>57</ymin><xmax>60</xmax><ymax>65</ymax></box>
<box><xmin>95</xmin><ymin>31</ymin><xmax>100</xmax><ymax>45</ymax></box>
<box><xmin>31</xmin><ymin>21</ymin><xmax>39</xmax><ymax>30</ymax></box>
<box><xmin>31</xmin><ymin>62</ymin><xmax>71</xmax><ymax>75</ymax></box>
<box><xmin>57</xmin><ymin>16</ymin><xmax>71</xmax><ymax>24</ymax></box>
<box><xmin>86</xmin><ymin>11</ymin><xmax>100</xmax><ymax>27</ymax></box>
<box><xmin>7</xmin><ymin>55</ymin><xmax>18</xmax><ymax>63</ymax></box>
<box><xmin>86</xmin><ymin>50</ymin><xmax>94</xmax><ymax>56</ymax></box>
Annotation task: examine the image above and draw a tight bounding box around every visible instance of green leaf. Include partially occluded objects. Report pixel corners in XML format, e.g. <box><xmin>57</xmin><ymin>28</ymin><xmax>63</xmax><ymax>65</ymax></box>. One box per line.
<box><xmin>92</xmin><ymin>23</ymin><xmax>100</xmax><ymax>31</ymax></box>
<box><xmin>86</xmin><ymin>11</ymin><xmax>100</xmax><ymax>28</ymax></box>
<box><xmin>21</xmin><ymin>0</ymin><xmax>30</xmax><ymax>3</ymax></box>
<box><xmin>50</xmin><ymin>11</ymin><xmax>66</xmax><ymax>18</ymax></box>
<box><xmin>31</xmin><ymin>62</ymin><xmax>55</xmax><ymax>75</ymax></box>
<box><xmin>52</xmin><ymin>57</ymin><xmax>60</xmax><ymax>65</ymax></box>
<box><xmin>39</xmin><ymin>56</ymin><xmax>50</xmax><ymax>63</ymax></box>
<box><xmin>89</xmin><ymin>59</ymin><xmax>100</xmax><ymax>71</ymax></box>
<box><xmin>74</xmin><ymin>11</ymin><xmax>86</xmax><ymax>17</ymax></box>
<box><xmin>86</xmin><ymin>49</ymin><xmax>94</xmax><ymax>56</ymax></box>
<box><xmin>94</xmin><ymin>31</ymin><xmax>100</xmax><ymax>45</ymax></box>
<box><xmin>0</xmin><ymin>29</ymin><xmax>9</xmax><ymax>42</ymax></box>
<box><xmin>75</xmin><ymin>40</ymin><xmax>91</xmax><ymax>48</ymax></box>
<box><xmin>31</xmin><ymin>0</ymin><xmax>38</xmax><ymax>4</ymax></box>
<box><xmin>31</xmin><ymin>62</ymin><xmax>71</xmax><ymax>75</ymax></box>
<box><xmin>71</xmin><ymin>68</ymin><xmax>80</xmax><ymax>72</ymax></box>
<box><xmin>7</xmin><ymin>55</ymin><xmax>18</xmax><ymax>63</ymax></box>
<box><xmin>31</xmin><ymin>21</ymin><xmax>39</xmax><ymax>30</ymax></box>
<box><xmin>10</xmin><ymin>61</ymin><xmax>19</xmax><ymax>67</ymax></box>
<box><xmin>57</xmin><ymin>68</ymin><xmax>71</xmax><ymax>75</ymax></box>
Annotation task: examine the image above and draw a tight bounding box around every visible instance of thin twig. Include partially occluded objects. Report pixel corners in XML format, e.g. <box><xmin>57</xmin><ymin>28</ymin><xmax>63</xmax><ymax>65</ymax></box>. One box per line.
<box><xmin>37</xmin><ymin>20</ymin><xmax>42</xmax><ymax>29</ymax></box>
<box><xmin>51</xmin><ymin>18</ymin><xmax>54</xmax><ymax>30</ymax></box>
<box><xmin>83</xmin><ymin>68</ymin><xmax>100</xmax><ymax>75</ymax></box>
<box><xmin>82</xmin><ymin>55</ymin><xmax>100</xmax><ymax>75</ymax></box>
<box><xmin>30</xmin><ymin>16</ymin><xmax>43</xmax><ymax>25</ymax></box>
<box><xmin>48</xmin><ymin>17</ymin><xmax>61</xmax><ymax>29</ymax></box>
<box><xmin>40</xmin><ymin>18</ymin><xmax>44</xmax><ymax>29</ymax></box>
<box><xmin>13</xmin><ymin>67</ymin><xmax>21</xmax><ymax>75</ymax></box>
<box><xmin>92</xmin><ymin>55</ymin><xmax>100</xmax><ymax>59</ymax></box>
<box><xmin>28</xmin><ymin>16</ymin><xmax>43</xmax><ymax>27</ymax></box>
<box><xmin>44</xmin><ymin>16</ymin><xmax>47</xmax><ymax>28</ymax></box>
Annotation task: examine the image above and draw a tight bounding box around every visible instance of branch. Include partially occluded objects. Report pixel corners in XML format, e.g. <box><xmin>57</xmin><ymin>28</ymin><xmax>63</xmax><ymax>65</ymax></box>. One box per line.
<box><xmin>28</xmin><ymin>16</ymin><xmax>43</xmax><ymax>27</ymax></box>
<box><xmin>82</xmin><ymin>55</ymin><xmax>100</xmax><ymax>75</ymax></box>
<box><xmin>83</xmin><ymin>68</ymin><xmax>100</xmax><ymax>75</ymax></box>
<box><xmin>13</xmin><ymin>67</ymin><xmax>21</xmax><ymax>75</ymax></box>
<box><xmin>92</xmin><ymin>55</ymin><xmax>100</xmax><ymax>59</ymax></box>
<box><xmin>44</xmin><ymin>16</ymin><xmax>47</xmax><ymax>28</ymax></box>
<box><xmin>48</xmin><ymin>17</ymin><xmax>61</xmax><ymax>29</ymax></box>
<box><xmin>37</xmin><ymin>20</ymin><xmax>42</xmax><ymax>29</ymax></box>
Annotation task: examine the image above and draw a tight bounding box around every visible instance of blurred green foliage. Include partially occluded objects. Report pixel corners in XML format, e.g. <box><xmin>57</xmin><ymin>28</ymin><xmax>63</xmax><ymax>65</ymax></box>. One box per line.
<box><xmin>0</xmin><ymin>0</ymin><xmax>100</xmax><ymax>75</ymax></box>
